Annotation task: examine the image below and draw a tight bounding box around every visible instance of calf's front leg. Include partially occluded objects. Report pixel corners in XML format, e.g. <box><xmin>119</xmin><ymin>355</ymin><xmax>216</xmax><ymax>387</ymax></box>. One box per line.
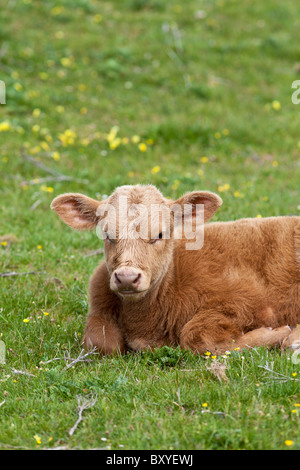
<box><xmin>83</xmin><ymin>313</ymin><xmax>126</xmax><ymax>355</ymax></box>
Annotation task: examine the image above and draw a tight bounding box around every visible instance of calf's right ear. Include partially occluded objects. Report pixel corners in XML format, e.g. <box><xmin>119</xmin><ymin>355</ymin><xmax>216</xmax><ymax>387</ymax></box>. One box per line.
<box><xmin>51</xmin><ymin>193</ymin><xmax>102</xmax><ymax>230</ymax></box>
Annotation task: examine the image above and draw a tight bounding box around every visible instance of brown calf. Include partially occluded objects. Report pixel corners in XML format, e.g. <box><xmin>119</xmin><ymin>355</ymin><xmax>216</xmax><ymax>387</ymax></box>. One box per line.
<box><xmin>51</xmin><ymin>184</ymin><xmax>300</xmax><ymax>355</ymax></box>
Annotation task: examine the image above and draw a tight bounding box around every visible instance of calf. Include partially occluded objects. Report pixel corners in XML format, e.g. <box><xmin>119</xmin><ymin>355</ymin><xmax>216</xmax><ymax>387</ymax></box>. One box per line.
<box><xmin>51</xmin><ymin>184</ymin><xmax>300</xmax><ymax>355</ymax></box>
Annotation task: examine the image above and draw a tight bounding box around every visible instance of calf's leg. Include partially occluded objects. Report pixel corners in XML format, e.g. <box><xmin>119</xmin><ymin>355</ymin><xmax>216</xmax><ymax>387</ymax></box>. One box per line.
<box><xmin>281</xmin><ymin>325</ymin><xmax>300</xmax><ymax>352</ymax></box>
<box><xmin>180</xmin><ymin>312</ymin><xmax>292</xmax><ymax>354</ymax></box>
<box><xmin>83</xmin><ymin>314</ymin><xmax>126</xmax><ymax>355</ymax></box>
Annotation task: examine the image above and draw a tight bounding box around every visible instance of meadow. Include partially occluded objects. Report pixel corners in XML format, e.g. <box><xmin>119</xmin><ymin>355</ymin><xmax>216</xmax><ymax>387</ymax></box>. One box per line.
<box><xmin>0</xmin><ymin>0</ymin><xmax>300</xmax><ymax>450</ymax></box>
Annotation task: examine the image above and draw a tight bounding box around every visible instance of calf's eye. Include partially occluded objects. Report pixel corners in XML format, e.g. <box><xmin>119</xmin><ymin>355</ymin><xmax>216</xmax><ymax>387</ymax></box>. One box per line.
<box><xmin>150</xmin><ymin>232</ymin><xmax>163</xmax><ymax>244</ymax></box>
<box><xmin>104</xmin><ymin>233</ymin><xmax>115</xmax><ymax>244</ymax></box>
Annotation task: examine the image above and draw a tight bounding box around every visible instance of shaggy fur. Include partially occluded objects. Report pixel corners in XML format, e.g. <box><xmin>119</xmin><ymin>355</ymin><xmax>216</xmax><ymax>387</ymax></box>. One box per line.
<box><xmin>51</xmin><ymin>184</ymin><xmax>300</xmax><ymax>355</ymax></box>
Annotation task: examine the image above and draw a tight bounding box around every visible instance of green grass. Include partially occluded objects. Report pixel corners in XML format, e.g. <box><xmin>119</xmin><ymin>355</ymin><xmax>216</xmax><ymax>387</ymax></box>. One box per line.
<box><xmin>0</xmin><ymin>0</ymin><xmax>300</xmax><ymax>450</ymax></box>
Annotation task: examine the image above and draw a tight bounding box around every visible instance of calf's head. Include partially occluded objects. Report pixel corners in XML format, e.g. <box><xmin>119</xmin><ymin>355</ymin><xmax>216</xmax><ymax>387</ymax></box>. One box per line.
<box><xmin>51</xmin><ymin>184</ymin><xmax>222</xmax><ymax>300</ymax></box>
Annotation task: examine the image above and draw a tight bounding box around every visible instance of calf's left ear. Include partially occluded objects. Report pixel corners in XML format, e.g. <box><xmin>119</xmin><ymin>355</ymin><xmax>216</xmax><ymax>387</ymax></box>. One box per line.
<box><xmin>172</xmin><ymin>191</ymin><xmax>222</xmax><ymax>223</ymax></box>
<box><xmin>51</xmin><ymin>193</ymin><xmax>102</xmax><ymax>230</ymax></box>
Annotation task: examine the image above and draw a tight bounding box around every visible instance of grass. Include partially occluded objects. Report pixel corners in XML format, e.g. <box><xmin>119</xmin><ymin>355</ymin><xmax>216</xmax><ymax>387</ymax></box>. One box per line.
<box><xmin>0</xmin><ymin>0</ymin><xmax>300</xmax><ymax>450</ymax></box>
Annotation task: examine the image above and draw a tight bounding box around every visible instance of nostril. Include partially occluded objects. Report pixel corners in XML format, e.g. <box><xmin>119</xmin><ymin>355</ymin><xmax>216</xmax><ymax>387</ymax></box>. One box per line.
<box><xmin>132</xmin><ymin>273</ymin><xmax>141</xmax><ymax>284</ymax></box>
<box><xmin>114</xmin><ymin>270</ymin><xmax>142</xmax><ymax>288</ymax></box>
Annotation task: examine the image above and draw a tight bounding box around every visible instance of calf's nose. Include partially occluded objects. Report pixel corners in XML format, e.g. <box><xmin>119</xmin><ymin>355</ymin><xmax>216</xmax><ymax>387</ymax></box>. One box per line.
<box><xmin>114</xmin><ymin>268</ymin><xmax>142</xmax><ymax>289</ymax></box>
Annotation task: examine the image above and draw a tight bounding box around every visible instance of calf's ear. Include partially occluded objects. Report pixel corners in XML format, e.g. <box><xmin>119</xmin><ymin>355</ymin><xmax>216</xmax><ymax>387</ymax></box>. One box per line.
<box><xmin>172</xmin><ymin>191</ymin><xmax>222</xmax><ymax>223</ymax></box>
<box><xmin>51</xmin><ymin>193</ymin><xmax>102</xmax><ymax>230</ymax></box>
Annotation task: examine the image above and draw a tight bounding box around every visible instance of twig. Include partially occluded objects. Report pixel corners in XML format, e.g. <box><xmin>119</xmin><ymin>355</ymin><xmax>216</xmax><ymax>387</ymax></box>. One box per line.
<box><xmin>258</xmin><ymin>364</ymin><xmax>300</xmax><ymax>384</ymax></box>
<box><xmin>68</xmin><ymin>393</ymin><xmax>97</xmax><ymax>436</ymax></box>
<box><xmin>0</xmin><ymin>270</ymin><xmax>45</xmax><ymax>277</ymax></box>
<box><xmin>39</xmin><ymin>348</ymin><xmax>98</xmax><ymax>369</ymax></box>
<box><xmin>21</xmin><ymin>175</ymin><xmax>89</xmax><ymax>187</ymax></box>
<box><xmin>62</xmin><ymin>348</ymin><xmax>98</xmax><ymax>371</ymax></box>
<box><xmin>39</xmin><ymin>357</ymin><xmax>61</xmax><ymax>365</ymax></box>
<box><xmin>21</xmin><ymin>154</ymin><xmax>89</xmax><ymax>186</ymax></box>
<box><xmin>83</xmin><ymin>249</ymin><xmax>104</xmax><ymax>258</ymax></box>
<box><xmin>30</xmin><ymin>199</ymin><xmax>42</xmax><ymax>211</ymax></box>
<box><xmin>0</xmin><ymin>400</ymin><xmax>5</xmax><ymax>407</ymax></box>
<box><xmin>11</xmin><ymin>368</ymin><xmax>36</xmax><ymax>378</ymax></box>
<box><xmin>23</xmin><ymin>154</ymin><xmax>61</xmax><ymax>176</ymax></box>
<box><xmin>0</xmin><ymin>270</ymin><xmax>46</xmax><ymax>278</ymax></box>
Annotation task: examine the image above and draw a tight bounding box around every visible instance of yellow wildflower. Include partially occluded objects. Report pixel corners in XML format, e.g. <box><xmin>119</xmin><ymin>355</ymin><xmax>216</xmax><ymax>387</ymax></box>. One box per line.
<box><xmin>218</xmin><ymin>184</ymin><xmax>230</xmax><ymax>192</ymax></box>
<box><xmin>131</xmin><ymin>135</ymin><xmax>140</xmax><ymax>144</ymax></box>
<box><xmin>56</xmin><ymin>105</ymin><xmax>65</xmax><ymax>114</ymax></box>
<box><xmin>32</xmin><ymin>125</ymin><xmax>40</xmax><ymax>133</ymax></box>
<box><xmin>138</xmin><ymin>143</ymin><xmax>147</xmax><ymax>152</ymax></box>
<box><xmin>51</xmin><ymin>5</ymin><xmax>64</xmax><ymax>15</ymax></box>
<box><xmin>272</xmin><ymin>100</ymin><xmax>281</xmax><ymax>111</ymax></box>
<box><xmin>0</xmin><ymin>121</ymin><xmax>11</xmax><ymax>132</ymax></box>
<box><xmin>40</xmin><ymin>185</ymin><xmax>53</xmax><ymax>193</ymax></box>
<box><xmin>284</xmin><ymin>440</ymin><xmax>294</xmax><ymax>447</ymax></box>
<box><xmin>34</xmin><ymin>435</ymin><xmax>42</xmax><ymax>445</ymax></box>
<box><xmin>40</xmin><ymin>142</ymin><xmax>50</xmax><ymax>152</ymax></box>
<box><xmin>109</xmin><ymin>138</ymin><xmax>121</xmax><ymax>150</ymax></box>
<box><xmin>58</xmin><ymin>129</ymin><xmax>77</xmax><ymax>146</ymax></box>
<box><xmin>52</xmin><ymin>151</ymin><xmax>60</xmax><ymax>161</ymax></box>
<box><xmin>234</xmin><ymin>191</ymin><xmax>244</xmax><ymax>198</ymax></box>
<box><xmin>1</xmin><ymin>241</ymin><xmax>7</xmax><ymax>247</ymax></box>
<box><xmin>13</xmin><ymin>83</ymin><xmax>23</xmax><ymax>92</ymax></box>
<box><xmin>107</xmin><ymin>126</ymin><xmax>119</xmax><ymax>143</ymax></box>
<box><xmin>202</xmin><ymin>403</ymin><xmax>208</xmax><ymax>407</ymax></box>
<box><xmin>39</xmin><ymin>72</ymin><xmax>48</xmax><ymax>80</ymax></box>
<box><xmin>93</xmin><ymin>14</ymin><xmax>102</xmax><ymax>23</ymax></box>
<box><xmin>200</xmin><ymin>156</ymin><xmax>208</xmax><ymax>163</ymax></box>
<box><xmin>60</xmin><ymin>57</ymin><xmax>72</xmax><ymax>68</ymax></box>
<box><xmin>23</xmin><ymin>318</ymin><xmax>30</xmax><ymax>323</ymax></box>
<box><xmin>29</xmin><ymin>146</ymin><xmax>41</xmax><ymax>155</ymax></box>
<box><xmin>151</xmin><ymin>165</ymin><xmax>160</xmax><ymax>174</ymax></box>
<box><xmin>32</xmin><ymin>108</ymin><xmax>41</xmax><ymax>118</ymax></box>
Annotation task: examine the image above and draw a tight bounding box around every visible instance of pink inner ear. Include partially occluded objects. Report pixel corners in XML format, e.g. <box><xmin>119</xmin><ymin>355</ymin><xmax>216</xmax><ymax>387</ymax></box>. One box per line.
<box><xmin>73</xmin><ymin>215</ymin><xmax>90</xmax><ymax>228</ymax></box>
<box><xmin>56</xmin><ymin>200</ymin><xmax>95</xmax><ymax>229</ymax></box>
